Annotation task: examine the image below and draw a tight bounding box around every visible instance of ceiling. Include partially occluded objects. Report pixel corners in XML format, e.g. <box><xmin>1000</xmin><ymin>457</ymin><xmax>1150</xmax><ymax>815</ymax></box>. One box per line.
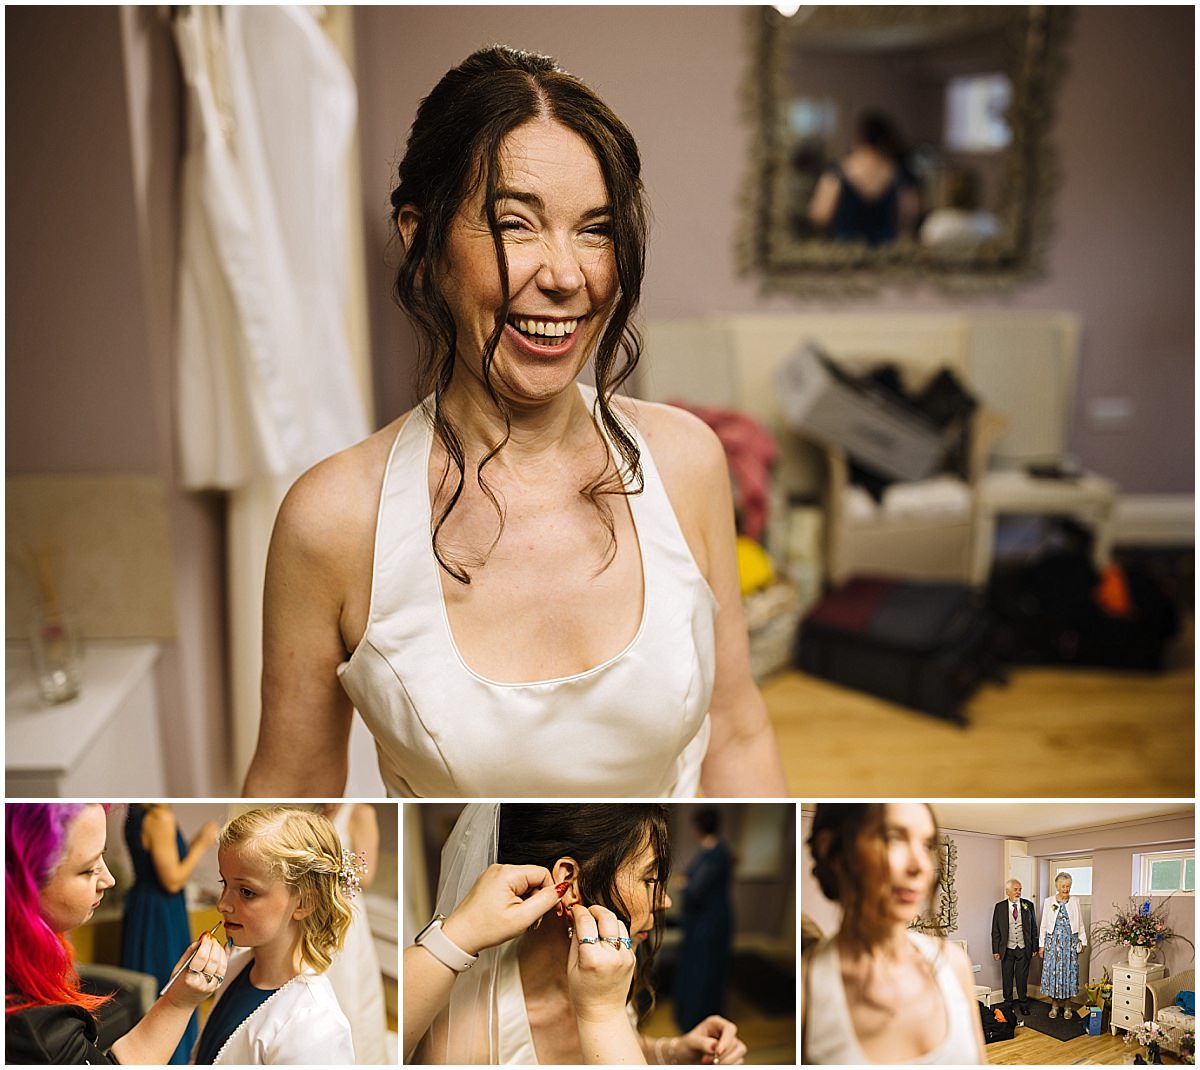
<box><xmin>799</xmin><ymin>803</ymin><xmax>1194</xmax><ymax>840</ymax></box>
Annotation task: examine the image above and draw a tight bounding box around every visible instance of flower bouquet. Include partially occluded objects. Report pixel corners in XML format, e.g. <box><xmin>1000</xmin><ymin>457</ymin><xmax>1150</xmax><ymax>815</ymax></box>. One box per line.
<box><xmin>1125</xmin><ymin>1020</ymin><xmax>1169</xmax><ymax>1063</ymax></box>
<box><xmin>1083</xmin><ymin>969</ymin><xmax>1113</xmax><ymax>1031</ymax></box>
<box><xmin>1180</xmin><ymin>1027</ymin><xmax>1194</xmax><ymax>1065</ymax></box>
<box><xmin>1091</xmin><ymin>898</ymin><xmax>1193</xmax><ymax>958</ymax></box>
<box><xmin>1083</xmin><ymin>968</ymin><xmax>1113</xmax><ymax>1007</ymax></box>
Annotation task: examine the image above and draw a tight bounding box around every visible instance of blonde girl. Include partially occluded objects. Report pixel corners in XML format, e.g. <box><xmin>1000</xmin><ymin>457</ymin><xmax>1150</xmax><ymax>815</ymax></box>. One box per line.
<box><xmin>193</xmin><ymin>808</ymin><xmax>358</xmax><ymax>1064</ymax></box>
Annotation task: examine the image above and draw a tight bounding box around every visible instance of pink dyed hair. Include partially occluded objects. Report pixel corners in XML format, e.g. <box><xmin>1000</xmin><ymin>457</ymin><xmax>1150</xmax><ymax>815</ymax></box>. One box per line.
<box><xmin>6</xmin><ymin>803</ymin><xmax>112</xmax><ymax>1014</ymax></box>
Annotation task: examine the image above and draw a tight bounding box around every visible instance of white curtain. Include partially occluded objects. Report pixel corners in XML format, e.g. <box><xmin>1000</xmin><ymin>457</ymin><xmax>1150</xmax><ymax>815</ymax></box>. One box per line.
<box><xmin>172</xmin><ymin>6</ymin><xmax>381</xmax><ymax>792</ymax></box>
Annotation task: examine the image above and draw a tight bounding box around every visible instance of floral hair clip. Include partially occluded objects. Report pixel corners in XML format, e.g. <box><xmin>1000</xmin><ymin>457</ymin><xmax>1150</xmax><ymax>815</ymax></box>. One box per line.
<box><xmin>339</xmin><ymin>849</ymin><xmax>367</xmax><ymax>901</ymax></box>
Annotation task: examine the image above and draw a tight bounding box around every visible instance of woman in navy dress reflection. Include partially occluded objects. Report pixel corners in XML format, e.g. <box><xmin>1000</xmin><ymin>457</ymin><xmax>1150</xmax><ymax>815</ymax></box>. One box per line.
<box><xmin>674</xmin><ymin>807</ymin><xmax>734</xmax><ymax>1032</ymax></box>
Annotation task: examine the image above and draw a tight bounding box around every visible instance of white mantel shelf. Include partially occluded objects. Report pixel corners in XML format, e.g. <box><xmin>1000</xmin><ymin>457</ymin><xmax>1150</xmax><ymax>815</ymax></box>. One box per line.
<box><xmin>6</xmin><ymin>641</ymin><xmax>165</xmax><ymax>796</ymax></box>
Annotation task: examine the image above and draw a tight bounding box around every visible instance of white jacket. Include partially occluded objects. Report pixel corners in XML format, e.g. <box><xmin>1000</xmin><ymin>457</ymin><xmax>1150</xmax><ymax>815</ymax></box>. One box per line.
<box><xmin>1039</xmin><ymin>896</ymin><xmax>1088</xmax><ymax>949</ymax></box>
<box><xmin>198</xmin><ymin>947</ymin><xmax>354</xmax><ymax>1064</ymax></box>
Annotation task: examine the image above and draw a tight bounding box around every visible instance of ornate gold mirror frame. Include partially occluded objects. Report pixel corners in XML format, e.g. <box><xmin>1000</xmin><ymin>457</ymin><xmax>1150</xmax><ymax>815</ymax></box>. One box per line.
<box><xmin>740</xmin><ymin>6</ymin><xmax>1072</xmax><ymax>296</ymax></box>
<box><xmin>911</xmin><ymin>834</ymin><xmax>959</xmax><ymax>935</ymax></box>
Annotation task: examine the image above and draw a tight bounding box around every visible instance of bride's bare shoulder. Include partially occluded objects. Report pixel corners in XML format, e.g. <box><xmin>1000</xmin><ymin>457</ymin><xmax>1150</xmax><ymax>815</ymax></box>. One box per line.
<box><xmin>616</xmin><ymin>396</ymin><xmax>727</xmax><ymax>493</ymax></box>
<box><xmin>271</xmin><ymin>411</ymin><xmax>416</xmax><ymax>569</ymax></box>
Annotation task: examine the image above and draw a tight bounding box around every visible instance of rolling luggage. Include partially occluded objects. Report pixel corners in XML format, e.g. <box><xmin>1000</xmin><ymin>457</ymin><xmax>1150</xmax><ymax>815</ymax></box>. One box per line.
<box><xmin>794</xmin><ymin>576</ymin><xmax>998</xmax><ymax>724</ymax></box>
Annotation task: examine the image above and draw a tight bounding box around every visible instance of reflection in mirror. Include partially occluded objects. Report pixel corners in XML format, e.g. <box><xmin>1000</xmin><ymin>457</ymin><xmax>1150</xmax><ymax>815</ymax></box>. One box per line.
<box><xmin>742</xmin><ymin>6</ymin><xmax>1071</xmax><ymax>294</ymax></box>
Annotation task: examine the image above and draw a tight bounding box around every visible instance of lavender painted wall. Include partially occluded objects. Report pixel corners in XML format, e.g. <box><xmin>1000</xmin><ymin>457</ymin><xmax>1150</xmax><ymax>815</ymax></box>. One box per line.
<box><xmin>1027</xmin><ymin>815</ymin><xmax>1196</xmax><ymax>981</ymax></box>
<box><xmin>6</xmin><ymin>8</ymin><xmax>229</xmax><ymax>794</ymax></box>
<box><xmin>356</xmin><ymin>5</ymin><xmax>1192</xmax><ymax>493</ymax></box>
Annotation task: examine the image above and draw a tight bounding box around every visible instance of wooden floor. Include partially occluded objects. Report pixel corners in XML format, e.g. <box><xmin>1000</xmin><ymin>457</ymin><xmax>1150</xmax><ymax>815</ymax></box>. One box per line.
<box><xmin>987</xmin><ymin>1015</ymin><xmax>1185</xmax><ymax>1064</ymax></box>
<box><xmin>765</xmin><ymin>624</ymin><xmax>1194</xmax><ymax>798</ymax></box>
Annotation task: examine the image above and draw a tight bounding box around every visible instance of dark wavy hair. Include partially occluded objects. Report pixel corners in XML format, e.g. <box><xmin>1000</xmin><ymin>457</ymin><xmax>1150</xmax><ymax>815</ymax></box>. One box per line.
<box><xmin>389</xmin><ymin>45</ymin><xmax>648</xmax><ymax>583</ymax></box>
<box><xmin>498</xmin><ymin>804</ymin><xmax>669</xmax><ymax>1020</ymax></box>
<box><xmin>807</xmin><ymin>803</ymin><xmax>941</xmax><ymax>950</ymax></box>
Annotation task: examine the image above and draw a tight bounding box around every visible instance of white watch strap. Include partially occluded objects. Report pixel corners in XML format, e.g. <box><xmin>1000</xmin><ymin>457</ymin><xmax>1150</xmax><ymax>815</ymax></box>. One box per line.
<box><xmin>415</xmin><ymin>915</ymin><xmax>478</xmax><ymax>972</ymax></box>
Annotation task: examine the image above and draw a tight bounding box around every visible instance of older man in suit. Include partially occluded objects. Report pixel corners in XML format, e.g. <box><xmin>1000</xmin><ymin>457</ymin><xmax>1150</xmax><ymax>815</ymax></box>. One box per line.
<box><xmin>992</xmin><ymin>878</ymin><xmax>1039</xmax><ymax>1014</ymax></box>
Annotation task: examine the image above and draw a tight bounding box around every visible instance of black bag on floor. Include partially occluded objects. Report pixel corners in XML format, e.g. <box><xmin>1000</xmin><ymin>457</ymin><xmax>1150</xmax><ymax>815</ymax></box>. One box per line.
<box><xmin>987</xmin><ymin>549</ymin><xmax>1180</xmax><ymax>671</ymax></box>
<box><xmin>794</xmin><ymin>576</ymin><xmax>998</xmax><ymax>724</ymax></box>
<box><xmin>979</xmin><ymin>1001</ymin><xmax>1017</xmax><ymax>1043</ymax></box>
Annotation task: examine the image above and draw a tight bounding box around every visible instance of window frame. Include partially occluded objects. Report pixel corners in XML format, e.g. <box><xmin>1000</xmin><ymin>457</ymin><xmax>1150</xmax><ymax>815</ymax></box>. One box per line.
<box><xmin>1138</xmin><ymin>850</ymin><xmax>1196</xmax><ymax>897</ymax></box>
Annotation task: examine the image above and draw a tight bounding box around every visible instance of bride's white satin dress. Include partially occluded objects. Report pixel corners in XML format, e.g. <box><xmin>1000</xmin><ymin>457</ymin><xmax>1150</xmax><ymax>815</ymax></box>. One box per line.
<box><xmin>337</xmin><ymin>386</ymin><xmax>717</xmax><ymax>798</ymax></box>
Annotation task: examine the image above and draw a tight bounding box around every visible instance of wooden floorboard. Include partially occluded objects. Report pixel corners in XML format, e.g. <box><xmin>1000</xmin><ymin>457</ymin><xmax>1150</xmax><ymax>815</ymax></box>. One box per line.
<box><xmin>986</xmin><ymin>1012</ymin><xmax>1186</xmax><ymax>1064</ymax></box>
<box><xmin>765</xmin><ymin>625</ymin><xmax>1194</xmax><ymax>798</ymax></box>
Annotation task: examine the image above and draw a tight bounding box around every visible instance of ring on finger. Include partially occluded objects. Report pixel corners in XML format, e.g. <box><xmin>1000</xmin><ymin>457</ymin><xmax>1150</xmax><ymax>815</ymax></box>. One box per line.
<box><xmin>578</xmin><ymin>935</ymin><xmax>598</xmax><ymax>944</ymax></box>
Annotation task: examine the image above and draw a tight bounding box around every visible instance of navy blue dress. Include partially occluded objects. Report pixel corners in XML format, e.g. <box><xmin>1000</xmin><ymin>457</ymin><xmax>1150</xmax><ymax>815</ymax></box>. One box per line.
<box><xmin>829</xmin><ymin>164</ymin><xmax>906</xmax><ymax>246</ymax></box>
<box><xmin>121</xmin><ymin>805</ymin><xmax>197</xmax><ymax>1064</ymax></box>
<box><xmin>673</xmin><ymin>840</ymin><xmax>734</xmax><ymax>1032</ymax></box>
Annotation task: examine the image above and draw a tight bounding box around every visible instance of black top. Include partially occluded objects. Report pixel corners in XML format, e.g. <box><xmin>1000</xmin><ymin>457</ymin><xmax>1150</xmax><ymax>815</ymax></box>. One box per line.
<box><xmin>829</xmin><ymin>164</ymin><xmax>905</xmax><ymax>246</ymax></box>
<box><xmin>193</xmin><ymin>961</ymin><xmax>276</xmax><ymax>1064</ymax></box>
<box><xmin>6</xmin><ymin>1001</ymin><xmax>118</xmax><ymax>1064</ymax></box>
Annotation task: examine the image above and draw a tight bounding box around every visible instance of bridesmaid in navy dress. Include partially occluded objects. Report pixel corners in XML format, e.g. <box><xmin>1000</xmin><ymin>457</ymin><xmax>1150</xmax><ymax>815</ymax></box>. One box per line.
<box><xmin>121</xmin><ymin>804</ymin><xmax>218</xmax><ymax>1063</ymax></box>
<box><xmin>674</xmin><ymin>807</ymin><xmax>734</xmax><ymax>1032</ymax></box>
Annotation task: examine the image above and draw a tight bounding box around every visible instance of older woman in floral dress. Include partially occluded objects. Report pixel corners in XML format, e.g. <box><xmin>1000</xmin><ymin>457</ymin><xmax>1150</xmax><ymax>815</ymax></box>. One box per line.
<box><xmin>1039</xmin><ymin>872</ymin><xmax>1088</xmax><ymax>1018</ymax></box>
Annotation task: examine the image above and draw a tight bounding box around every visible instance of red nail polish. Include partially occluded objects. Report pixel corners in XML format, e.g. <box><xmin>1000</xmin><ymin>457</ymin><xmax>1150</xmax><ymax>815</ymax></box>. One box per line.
<box><xmin>555</xmin><ymin>882</ymin><xmax>569</xmax><ymax>896</ymax></box>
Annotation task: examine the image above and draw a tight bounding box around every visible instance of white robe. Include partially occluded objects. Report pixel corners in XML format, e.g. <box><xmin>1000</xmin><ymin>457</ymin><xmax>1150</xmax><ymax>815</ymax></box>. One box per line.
<box><xmin>171</xmin><ymin>7</ymin><xmax>374</xmax><ymax>783</ymax></box>
<box><xmin>202</xmin><ymin>948</ymin><xmax>354</xmax><ymax>1065</ymax></box>
<box><xmin>324</xmin><ymin>806</ymin><xmax>390</xmax><ymax>1062</ymax></box>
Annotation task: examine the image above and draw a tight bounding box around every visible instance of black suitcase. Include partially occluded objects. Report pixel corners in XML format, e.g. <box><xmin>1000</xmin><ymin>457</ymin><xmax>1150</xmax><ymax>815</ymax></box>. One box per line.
<box><xmin>794</xmin><ymin>576</ymin><xmax>998</xmax><ymax>724</ymax></box>
<box><xmin>979</xmin><ymin>1001</ymin><xmax>1017</xmax><ymax>1043</ymax></box>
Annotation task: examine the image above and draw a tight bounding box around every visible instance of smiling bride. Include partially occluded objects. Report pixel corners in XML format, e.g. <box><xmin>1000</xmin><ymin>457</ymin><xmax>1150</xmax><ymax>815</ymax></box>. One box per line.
<box><xmin>242</xmin><ymin>45</ymin><xmax>786</xmax><ymax>800</ymax></box>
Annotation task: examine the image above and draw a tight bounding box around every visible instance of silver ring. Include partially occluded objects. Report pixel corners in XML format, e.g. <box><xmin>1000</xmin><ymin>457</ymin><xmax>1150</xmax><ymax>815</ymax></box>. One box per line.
<box><xmin>215</xmin><ymin>975</ymin><xmax>225</xmax><ymax>984</ymax></box>
<box><xmin>578</xmin><ymin>935</ymin><xmax>598</xmax><ymax>944</ymax></box>
<box><xmin>602</xmin><ymin>936</ymin><xmax>623</xmax><ymax>949</ymax></box>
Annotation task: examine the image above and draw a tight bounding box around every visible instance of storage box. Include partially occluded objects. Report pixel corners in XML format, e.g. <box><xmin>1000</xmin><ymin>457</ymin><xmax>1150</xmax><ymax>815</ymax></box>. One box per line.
<box><xmin>1085</xmin><ymin>1005</ymin><xmax>1104</xmax><ymax>1036</ymax></box>
<box><xmin>775</xmin><ymin>343</ymin><xmax>946</xmax><ymax>481</ymax></box>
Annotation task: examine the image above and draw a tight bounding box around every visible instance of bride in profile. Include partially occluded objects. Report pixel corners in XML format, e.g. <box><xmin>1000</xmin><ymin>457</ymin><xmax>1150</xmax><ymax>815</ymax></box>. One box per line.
<box><xmin>802</xmin><ymin>803</ymin><xmax>986</xmax><ymax>1065</ymax></box>
<box><xmin>404</xmin><ymin>804</ymin><xmax>747</xmax><ymax>1064</ymax></box>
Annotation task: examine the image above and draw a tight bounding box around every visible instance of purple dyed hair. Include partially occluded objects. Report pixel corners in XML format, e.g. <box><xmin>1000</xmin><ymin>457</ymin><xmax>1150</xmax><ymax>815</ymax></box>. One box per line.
<box><xmin>6</xmin><ymin>803</ymin><xmax>112</xmax><ymax>1014</ymax></box>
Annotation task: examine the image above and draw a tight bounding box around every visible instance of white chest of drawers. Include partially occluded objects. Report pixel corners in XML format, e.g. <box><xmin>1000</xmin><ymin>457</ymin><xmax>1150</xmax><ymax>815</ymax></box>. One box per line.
<box><xmin>1109</xmin><ymin>962</ymin><xmax>1167</xmax><ymax>1036</ymax></box>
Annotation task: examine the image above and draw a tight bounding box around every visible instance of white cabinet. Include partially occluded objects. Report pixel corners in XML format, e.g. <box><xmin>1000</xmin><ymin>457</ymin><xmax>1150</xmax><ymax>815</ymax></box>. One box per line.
<box><xmin>6</xmin><ymin>641</ymin><xmax>165</xmax><ymax>796</ymax></box>
<box><xmin>1110</xmin><ymin>962</ymin><xmax>1166</xmax><ymax>1036</ymax></box>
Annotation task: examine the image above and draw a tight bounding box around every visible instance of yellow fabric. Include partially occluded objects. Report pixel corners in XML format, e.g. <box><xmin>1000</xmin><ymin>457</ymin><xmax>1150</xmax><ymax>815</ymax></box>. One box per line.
<box><xmin>736</xmin><ymin>536</ymin><xmax>774</xmax><ymax>595</ymax></box>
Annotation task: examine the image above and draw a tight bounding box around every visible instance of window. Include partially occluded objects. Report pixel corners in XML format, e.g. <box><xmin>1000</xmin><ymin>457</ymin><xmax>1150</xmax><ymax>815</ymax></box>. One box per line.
<box><xmin>1048</xmin><ymin>858</ymin><xmax>1093</xmax><ymax>896</ymax></box>
<box><xmin>944</xmin><ymin>73</ymin><xmax>1013</xmax><ymax>152</ymax></box>
<box><xmin>1139</xmin><ymin>851</ymin><xmax>1196</xmax><ymax>896</ymax></box>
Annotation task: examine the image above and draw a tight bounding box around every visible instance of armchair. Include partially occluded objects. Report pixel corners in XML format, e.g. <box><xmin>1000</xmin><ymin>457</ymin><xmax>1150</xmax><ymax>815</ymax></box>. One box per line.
<box><xmin>1148</xmin><ymin>968</ymin><xmax>1195</xmax><ymax>1055</ymax></box>
<box><xmin>638</xmin><ymin>311</ymin><xmax>1100</xmax><ymax>588</ymax></box>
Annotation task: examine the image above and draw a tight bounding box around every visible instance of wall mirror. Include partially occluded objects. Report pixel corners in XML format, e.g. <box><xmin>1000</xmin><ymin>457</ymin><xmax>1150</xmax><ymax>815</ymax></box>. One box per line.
<box><xmin>741</xmin><ymin>6</ymin><xmax>1071</xmax><ymax>295</ymax></box>
<box><xmin>910</xmin><ymin>834</ymin><xmax>959</xmax><ymax>935</ymax></box>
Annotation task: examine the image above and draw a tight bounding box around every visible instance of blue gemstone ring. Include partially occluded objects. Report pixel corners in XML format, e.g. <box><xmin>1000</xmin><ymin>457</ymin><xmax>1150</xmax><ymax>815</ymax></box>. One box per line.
<box><xmin>578</xmin><ymin>935</ymin><xmax>598</xmax><ymax>944</ymax></box>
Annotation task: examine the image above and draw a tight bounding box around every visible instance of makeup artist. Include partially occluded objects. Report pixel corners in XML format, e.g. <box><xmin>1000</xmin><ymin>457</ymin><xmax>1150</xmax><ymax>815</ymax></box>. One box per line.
<box><xmin>6</xmin><ymin>804</ymin><xmax>228</xmax><ymax>1064</ymax></box>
